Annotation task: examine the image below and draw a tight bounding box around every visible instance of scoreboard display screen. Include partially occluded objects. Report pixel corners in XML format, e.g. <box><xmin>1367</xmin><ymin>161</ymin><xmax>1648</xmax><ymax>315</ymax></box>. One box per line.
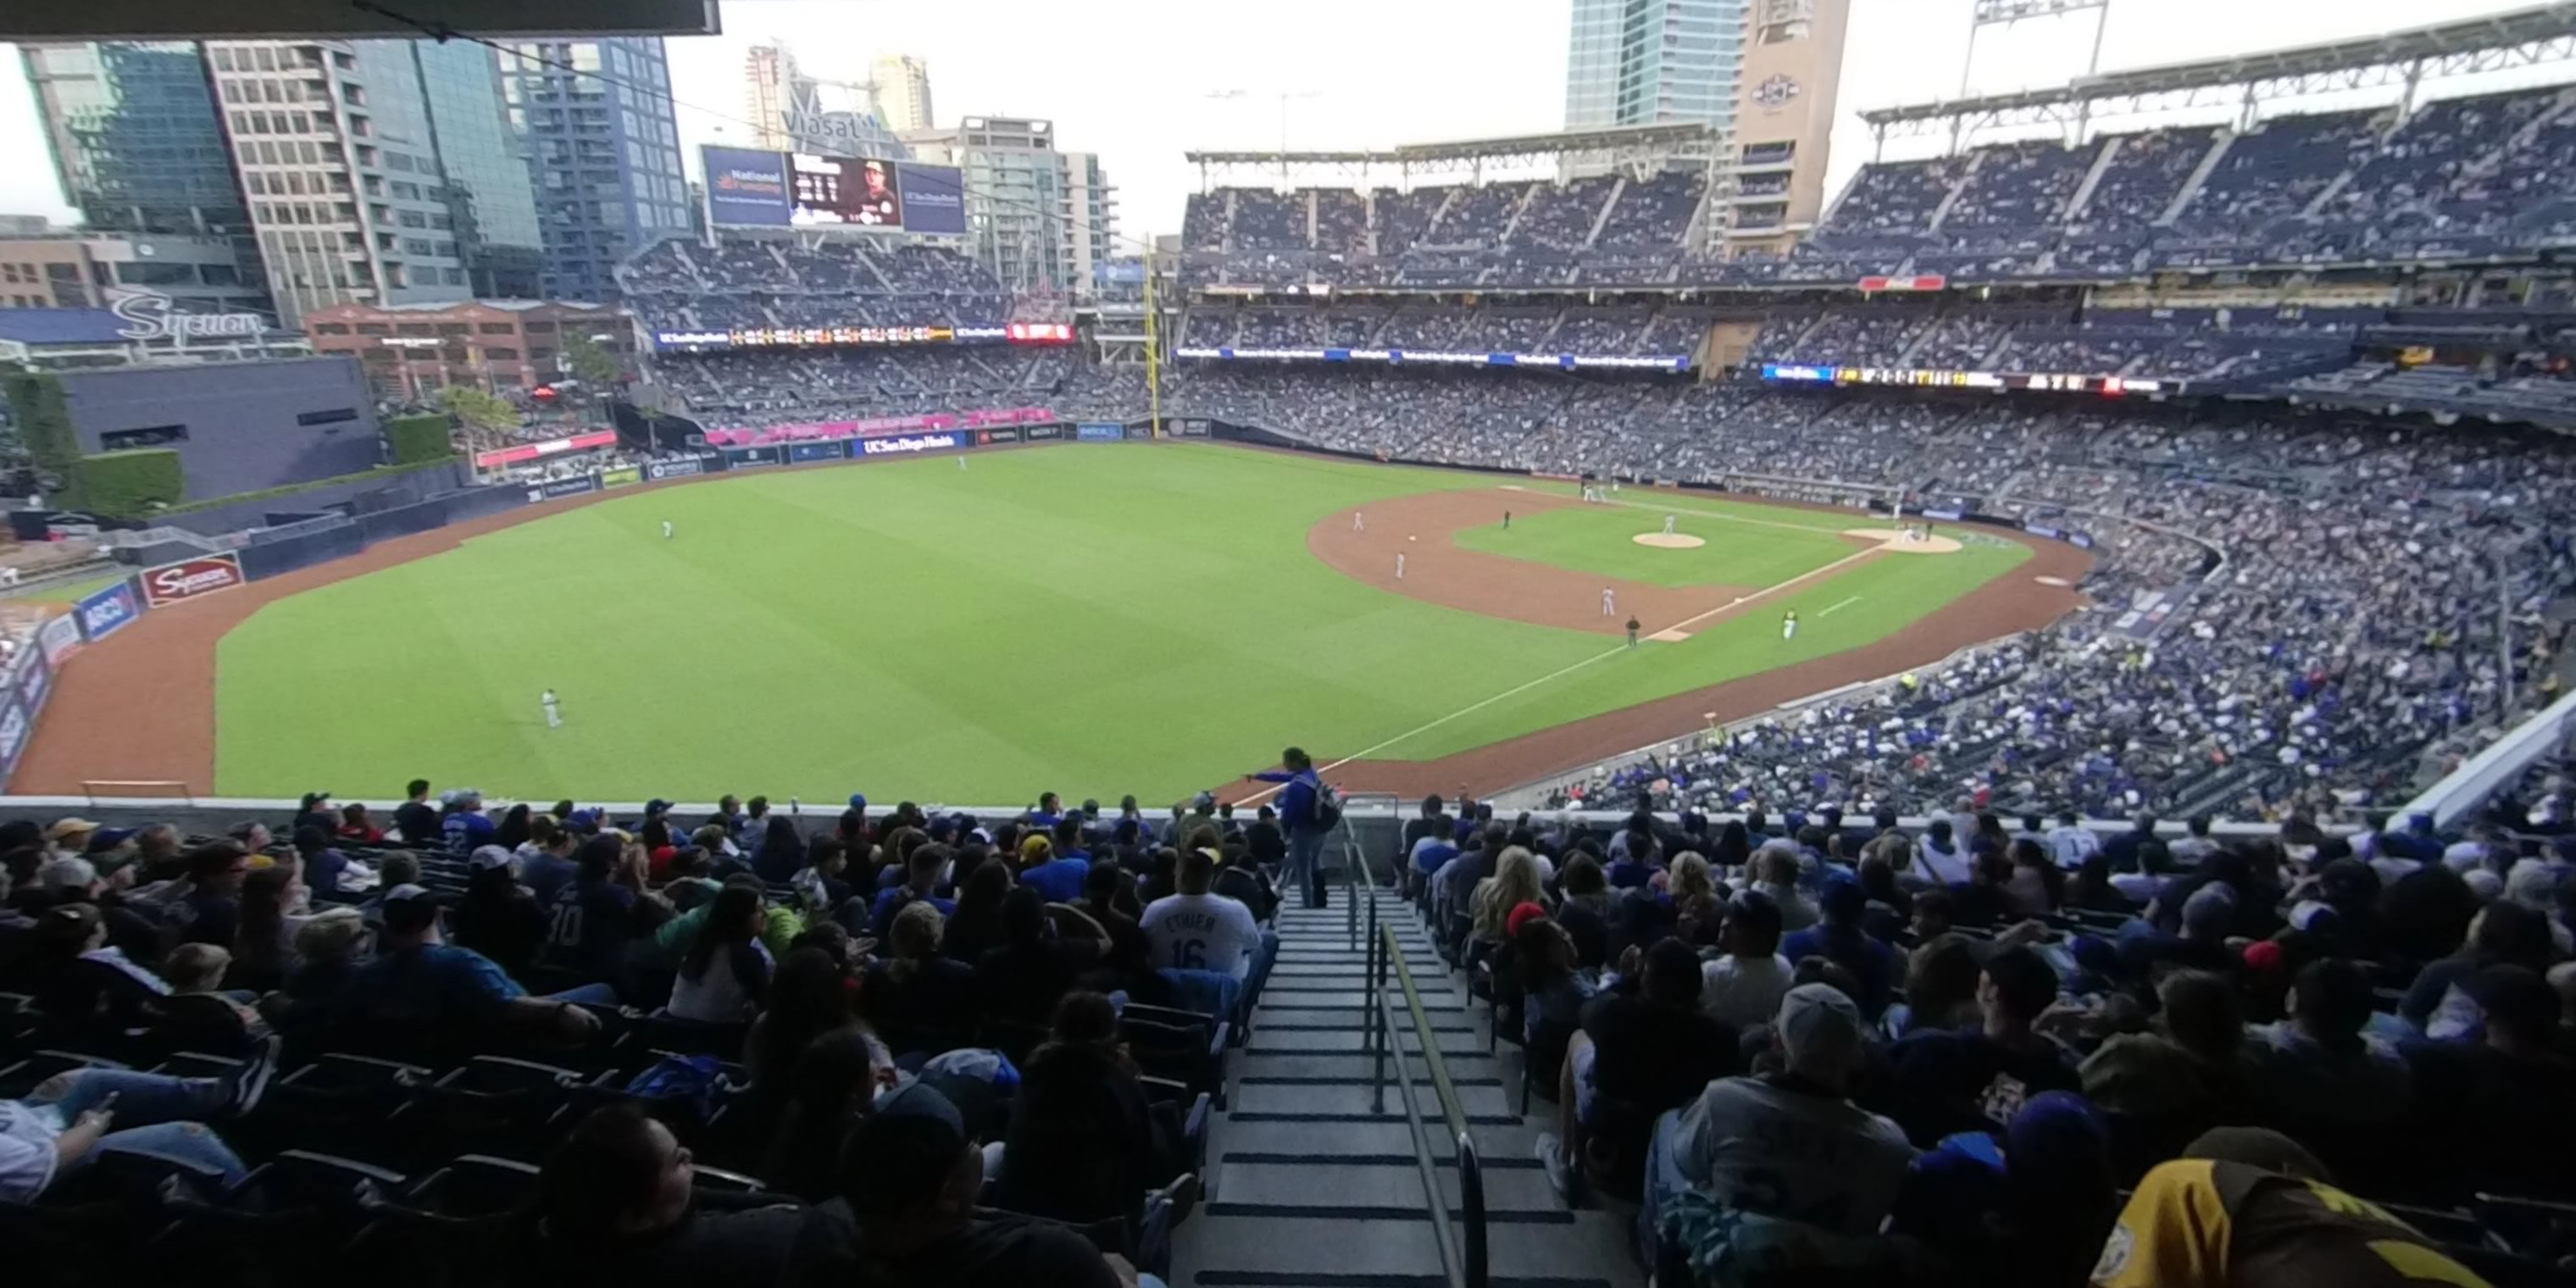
<box><xmin>790</xmin><ymin>155</ymin><xmax>903</xmax><ymax>228</ymax></box>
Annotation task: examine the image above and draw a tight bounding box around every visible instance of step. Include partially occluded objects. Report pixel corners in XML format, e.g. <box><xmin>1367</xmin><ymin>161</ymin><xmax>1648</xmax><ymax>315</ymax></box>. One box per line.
<box><xmin>1256</xmin><ymin>1008</ymin><xmax>1476</xmax><ymax>1033</ymax></box>
<box><xmin>1259</xmin><ymin>991</ymin><xmax>1460</xmax><ymax>1011</ymax></box>
<box><xmin>1217</xmin><ymin>1158</ymin><xmax>1563</xmax><ymax>1214</ymax></box>
<box><xmin>1214</xmin><ymin>1116</ymin><xmax>1549</xmax><ymax>1164</ymax></box>
<box><xmin>1176</xmin><ymin>1214</ymin><xmax>1627</xmax><ymax>1285</ymax></box>
<box><xmin>1230</xmin><ymin>1052</ymin><xmax>1499</xmax><ymax>1084</ymax></box>
<box><xmin>1246</xmin><ymin>1029</ymin><xmax>1491</xmax><ymax>1055</ymax></box>
<box><xmin>1232</xmin><ymin>1080</ymin><xmax>1515</xmax><ymax>1119</ymax></box>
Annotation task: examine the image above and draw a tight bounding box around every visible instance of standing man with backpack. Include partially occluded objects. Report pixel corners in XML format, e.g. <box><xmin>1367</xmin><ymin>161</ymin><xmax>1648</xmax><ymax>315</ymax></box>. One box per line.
<box><xmin>1252</xmin><ymin>747</ymin><xmax>1338</xmax><ymax>909</ymax></box>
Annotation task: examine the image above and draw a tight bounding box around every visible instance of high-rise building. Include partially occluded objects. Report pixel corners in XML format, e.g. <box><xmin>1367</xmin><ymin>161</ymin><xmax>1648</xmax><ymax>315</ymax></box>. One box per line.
<box><xmin>20</xmin><ymin>41</ymin><xmax>269</xmax><ymax>312</ymax></box>
<box><xmin>899</xmin><ymin>116</ymin><xmax>1114</xmax><ymax>295</ymax></box>
<box><xmin>496</xmin><ymin>37</ymin><xmax>691</xmax><ymax>300</ymax></box>
<box><xmin>1723</xmin><ymin>0</ymin><xmax>1851</xmax><ymax>253</ymax></box>
<box><xmin>870</xmin><ymin>55</ymin><xmax>933</xmax><ymax>133</ymax></box>
<box><xmin>1563</xmin><ymin>0</ymin><xmax>1747</xmax><ymax>134</ymax></box>
<box><xmin>743</xmin><ymin>41</ymin><xmax>797</xmax><ymax>150</ymax></box>
<box><xmin>203</xmin><ymin>39</ymin><xmax>475</xmax><ymax>326</ymax></box>
<box><xmin>1563</xmin><ymin>0</ymin><xmax>1849</xmax><ymax>254</ymax></box>
<box><xmin>409</xmin><ymin>41</ymin><xmax>544</xmax><ymax>299</ymax></box>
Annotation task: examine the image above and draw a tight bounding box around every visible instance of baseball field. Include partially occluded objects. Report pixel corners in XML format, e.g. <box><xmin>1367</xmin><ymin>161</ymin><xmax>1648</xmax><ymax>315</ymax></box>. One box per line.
<box><xmin>15</xmin><ymin>441</ymin><xmax>2090</xmax><ymax>802</ymax></box>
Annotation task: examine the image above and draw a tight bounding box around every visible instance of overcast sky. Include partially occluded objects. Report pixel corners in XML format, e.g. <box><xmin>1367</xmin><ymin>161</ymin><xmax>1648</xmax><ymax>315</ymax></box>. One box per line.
<box><xmin>0</xmin><ymin>0</ymin><xmax>2557</xmax><ymax>256</ymax></box>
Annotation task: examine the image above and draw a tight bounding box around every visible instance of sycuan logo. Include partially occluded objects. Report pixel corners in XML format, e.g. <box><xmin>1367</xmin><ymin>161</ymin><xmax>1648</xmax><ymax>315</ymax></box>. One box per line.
<box><xmin>139</xmin><ymin>554</ymin><xmax>245</xmax><ymax>608</ymax></box>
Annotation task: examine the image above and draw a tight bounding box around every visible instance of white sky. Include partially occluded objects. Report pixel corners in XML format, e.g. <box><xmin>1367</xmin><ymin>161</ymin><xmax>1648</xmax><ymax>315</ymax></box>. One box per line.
<box><xmin>0</xmin><ymin>0</ymin><xmax>2557</xmax><ymax>255</ymax></box>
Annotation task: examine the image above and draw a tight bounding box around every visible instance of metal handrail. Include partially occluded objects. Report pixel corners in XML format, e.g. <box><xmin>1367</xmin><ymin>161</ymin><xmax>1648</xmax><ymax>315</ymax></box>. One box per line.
<box><xmin>1352</xmin><ymin>830</ymin><xmax>1489</xmax><ymax>1288</ymax></box>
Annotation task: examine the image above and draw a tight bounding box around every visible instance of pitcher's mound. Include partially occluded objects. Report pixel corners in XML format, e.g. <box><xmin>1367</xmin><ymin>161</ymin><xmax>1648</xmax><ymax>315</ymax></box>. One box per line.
<box><xmin>1843</xmin><ymin>527</ymin><xmax>1963</xmax><ymax>554</ymax></box>
<box><xmin>1632</xmin><ymin>532</ymin><xmax>1706</xmax><ymax>549</ymax></box>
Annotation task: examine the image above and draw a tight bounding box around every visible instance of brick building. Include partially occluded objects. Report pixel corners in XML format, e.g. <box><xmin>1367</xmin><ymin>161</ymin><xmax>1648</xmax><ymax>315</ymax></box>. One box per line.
<box><xmin>301</xmin><ymin>298</ymin><xmax>632</xmax><ymax>398</ymax></box>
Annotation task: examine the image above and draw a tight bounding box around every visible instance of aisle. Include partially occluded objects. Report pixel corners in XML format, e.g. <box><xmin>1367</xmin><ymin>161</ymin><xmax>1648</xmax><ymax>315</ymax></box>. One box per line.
<box><xmin>1170</xmin><ymin>902</ymin><xmax>1640</xmax><ymax>1288</ymax></box>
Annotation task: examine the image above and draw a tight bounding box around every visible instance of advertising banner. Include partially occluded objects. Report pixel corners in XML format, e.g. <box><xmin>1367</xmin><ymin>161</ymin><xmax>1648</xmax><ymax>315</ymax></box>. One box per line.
<box><xmin>1026</xmin><ymin>424</ymin><xmax>1063</xmax><ymax>440</ymax></box>
<box><xmin>17</xmin><ymin>648</ymin><xmax>46</xmax><ymax>717</ymax></box>
<box><xmin>644</xmin><ymin>453</ymin><xmax>725</xmax><ymax>481</ymax></box>
<box><xmin>1922</xmin><ymin>508</ymin><xmax>1965</xmax><ymax>523</ymax></box>
<box><xmin>36</xmin><ymin>613</ymin><xmax>80</xmax><ymax>667</ymax></box>
<box><xmin>1178</xmin><ymin>419</ymin><xmax>1211</xmax><ymax>437</ymax></box>
<box><xmin>703</xmin><ymin>145</ymin><xmax>793</xmax><ymax>227</ymax></box>
<box><xmin>858</xmin><ymin>432</ymin><xmax>960</xmax><ymax>457</ymax></box>
<box><xmin>702</xmin><ymin>406</ymin><xmax>1053</xmax><ymax>447</ymax></box>
<box><xmin>525</xmin><ymin>475</ymin><xmax>599</xmax><ymax>502</ymax></box>
<box><xmin>474</xmin><ymin>430</ymin><xmax>619</xmax><ymax>470</ymax></box>
<box><xmin>139</xmin><ymin>552</ymin><xmax>245</xmax><ymax>608</ymax></box>
<box><xmin>727</xmin><ymin>447</ymin><xmax>782</xmax><ymax>468</ymax></box>
<box><xmin>2024</xmin><ymin>522</ymin><xmax>2062</xmax><ymax>541</ymax></box>
<box><xmin>790</xmin><ymin>441</ymin><xmax>846</xmax><ymax>464</ymax></box>
<box><xmin>895</xmin><ymin>163</ymin><xmax>968</xmax><ymax>236</ymax></box>
<box><xmin>977</xmin><ymin>427</ymin><xmax>1022</xmax><ymax>446</ymax></box>
<box><xmin>600</xmin><ymin>465</ymin><xmax>643</xmax><ymax>489</ymax></box>
<box><xmin>0</xmin><ymin>700</ymin><xmax>27</xmax><ymax>786</ymax></box>
<box><xmin>74</xmin><ymin>580</ymin><xmax>142</xmax><ymax>643</ymax></box>
<box><xmin>1075</xmin><ymin>423</ymin><xmax>1125</xmax><ymax>442</ymax></box>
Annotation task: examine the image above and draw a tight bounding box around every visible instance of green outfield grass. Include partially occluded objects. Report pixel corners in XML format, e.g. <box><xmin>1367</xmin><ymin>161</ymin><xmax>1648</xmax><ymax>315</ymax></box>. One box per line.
<box><xmin>1452</xmin><ymin>500</ymin><xmax>1860</xmax><ymax>588</ymax></box>
<box><xmin>211</xmin><ymin>444</ymin><xmax>2029</xmax><ymax>802</ymax></box>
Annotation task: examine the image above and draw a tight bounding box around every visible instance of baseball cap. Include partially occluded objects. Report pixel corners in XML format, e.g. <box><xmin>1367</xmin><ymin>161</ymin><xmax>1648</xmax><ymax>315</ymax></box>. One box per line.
<box><xmin>86</xmin><ymin>828</ymin><xmax>135</xmax><ymax>853</ymax></box>
<box><xmin>2180</xmin><ymin>884</ymin><xmax>2236</xmax><ymax>935</ymax></box>
<box><xmin>1774</xmin><ymin>982</ymin><xmax>1868</xmax><ymax>1083</ymax></box>
<box><xmin>644</xmin><ymin>798</ymin><xmax>673</xmax><ymax>816</ymax></box>
<box><xmin>380</xmin><ymin>883</ymin><xmax>441</xmax><ymax>933</ymax></box>
<box><xmin>47</xmin><ymin>818</ymin><xmax>101</xmax><ymax>842</ymax></box>
<box><xmin>468</xmin><ymin>845</ymin><xmax>516</xmax><ymax>871</ymax></box>
<box><xmin>566</xmin><ymin>808</ymin><xmax>600</xmax><ymax>830</ymax></box>
<box><xmin>1505</xmin><ymin>900</ymin><xmax>1550</xmax><ymax>941</ymax></box>
<box><xmin>300</xmin><ymin>791</ymin><xmax>330</xmax><ymax>810</ymax></box>
<box><xmin>842</xmin><ymin>1081</ymin><xmax>970</xmax><ymax>1215</ymax></box>
<box><xmin>847</xmin><ymin>793</ymin><xmax>869</xmax><ymax>811</ymax></box>
<box><xmin>1191</xmin><ymin>791</ymin><xmax>1216</xmax><ymax>809</ymax></box>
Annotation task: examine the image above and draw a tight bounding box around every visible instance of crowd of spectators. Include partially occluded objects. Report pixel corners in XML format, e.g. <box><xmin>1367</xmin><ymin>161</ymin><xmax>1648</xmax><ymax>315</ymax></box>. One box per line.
<box><xmin>1139</xmin><ymin>361</ymin><xmax>2576</xmax><ymax>822</ymax></box>
<box><xmin>1389</xmin><ymin>786</ymin><xmax>2576</xmax><ymax>1284</ymax></box>
<box><xmin>618</xmin><ymin>239</ymin><xmax>1011</xmax><ymax>339</ymax></box>
<box><xmin>0</xmin><ymin>786</ymin><xmax>1316</xmax><ymax>1285</ymax></box>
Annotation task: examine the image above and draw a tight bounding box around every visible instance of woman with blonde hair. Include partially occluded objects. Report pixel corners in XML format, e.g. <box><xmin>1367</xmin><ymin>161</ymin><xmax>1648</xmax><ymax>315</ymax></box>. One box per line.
<box><xmin>1668</xmin><ymin>852</ymin><xmax>1725</xmax><ymax>945</ymax></box>
<box><xmin>1472</xmin><ymin>846</ymin><xmax>1550</xmax><ymax>943</ymax></box>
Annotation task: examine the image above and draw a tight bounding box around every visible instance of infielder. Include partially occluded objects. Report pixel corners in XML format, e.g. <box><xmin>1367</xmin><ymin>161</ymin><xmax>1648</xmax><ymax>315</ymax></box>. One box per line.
<box><xmin>1353</xmin><ymin>510</ymin><xmax>1365</xmax><ymax>532</ymax></box>
<box><xmin>1781</xmin><ymin>610</ymin><xmax>1799</xmax><ymax>641</ymax></box>
<box><xmin>1663</xmin><ymin>514</ymin><xmax>1678</xmax><ymax>536</ymax></box>
<box><xmin>661</xmin><ymin>519</ymin><xmax>673</xmax><ymax>540</ymax></box>
<box><xmin>1601</xmin><ymin>587</ymin><xmax>1616</xmax><ymax>617</ymax></box>
<box><xmin>1395</xmin><ymin>552</ymin><xmax>1406</xmax><ymax>579</ymax></box>
<box><xmin>542</xmin><ymin>688</ymin><xmax>562</xmax><ymax>728</ymax></box>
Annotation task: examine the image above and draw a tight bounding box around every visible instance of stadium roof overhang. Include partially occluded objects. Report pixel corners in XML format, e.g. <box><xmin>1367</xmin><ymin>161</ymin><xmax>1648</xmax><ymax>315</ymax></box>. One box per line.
<box><xmin>1185</xmin><ymin>124</ymin><xmax>1723</xmax><ymax>174</ymax></box>
<box><xmin>1858</xmin><ymin>1</ymin><xmax>2576</xmax><ymax>139</ymax></box>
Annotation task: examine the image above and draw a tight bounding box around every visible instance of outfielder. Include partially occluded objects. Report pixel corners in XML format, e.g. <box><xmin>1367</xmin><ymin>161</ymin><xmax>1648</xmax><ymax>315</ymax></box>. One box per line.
<box><xmin>1663</xmin><ymin>514</ymin><xmax>1678</xmax><ymax>536</ymax></box>
<box><xmin>661</xmin><ymin>519</ymin><xmax>673</xmax><ymax>540</ymax></box>
<box><xmin>1781</xmin><ymin>610</ymin><xmax>1799</xmax><ymax>641</ymax></box>
<box><xmin>958</xmin><ymin>454</ymin><xmax>968</xmax><ymax>472</ymax></box>
<box><xmin>542</xmin><ymin>688</ymin><xmax>562</xmax><ymax>728</ymax></box>
<box><xmin>1601</xmin><ymin>587</ymin><xmax>1616</xmax><ymax>617</ymax></box>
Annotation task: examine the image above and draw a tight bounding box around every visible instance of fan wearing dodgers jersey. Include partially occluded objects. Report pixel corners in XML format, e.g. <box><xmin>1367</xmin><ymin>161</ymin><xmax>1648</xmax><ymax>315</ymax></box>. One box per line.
<box><xmin>1139</xmin><ymin>847</ymin><xmax>1261</xmax><ymax>980</ymax></box>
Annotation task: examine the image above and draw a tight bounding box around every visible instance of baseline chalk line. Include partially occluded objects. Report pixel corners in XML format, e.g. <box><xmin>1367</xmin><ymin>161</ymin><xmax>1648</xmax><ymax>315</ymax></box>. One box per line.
<box><xmin>1818</xmin><ymin>596</ymin><xmax>1864</xmax><ymax>618</ymax></box>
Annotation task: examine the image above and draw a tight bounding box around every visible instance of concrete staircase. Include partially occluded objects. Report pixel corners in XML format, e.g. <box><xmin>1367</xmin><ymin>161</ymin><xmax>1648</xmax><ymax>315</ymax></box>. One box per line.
<box><xmin>1171</xmin><ymin>900</ymin><xmax>1638</xmax><ymax>1288</ymax></box>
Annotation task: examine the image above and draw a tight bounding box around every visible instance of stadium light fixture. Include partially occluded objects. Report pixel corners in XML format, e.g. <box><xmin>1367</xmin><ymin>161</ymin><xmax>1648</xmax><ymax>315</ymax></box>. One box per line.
<box><xmin>1970</xmin><ymin>0</ymin><xmax>2109</xmax><ymax>24</ymax></box>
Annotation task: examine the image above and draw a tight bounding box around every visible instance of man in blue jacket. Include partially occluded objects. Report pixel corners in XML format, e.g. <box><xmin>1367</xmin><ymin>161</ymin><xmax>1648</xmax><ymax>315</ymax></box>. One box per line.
<box><xmin>1252</xmin><ymin>747</ymin><xmax>1333</xmax><ymax>909</ymax></box>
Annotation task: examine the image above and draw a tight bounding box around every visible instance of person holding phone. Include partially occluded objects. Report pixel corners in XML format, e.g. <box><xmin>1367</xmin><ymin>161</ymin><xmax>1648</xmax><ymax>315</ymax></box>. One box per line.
<box><xmin>0</xmin><ymin>1027</ymin><xmax>278</xmax><ymax>1201</ymax></box>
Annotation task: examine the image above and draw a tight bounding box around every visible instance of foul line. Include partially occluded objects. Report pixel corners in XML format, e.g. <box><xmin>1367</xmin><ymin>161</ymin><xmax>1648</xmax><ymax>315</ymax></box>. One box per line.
<box><xmin>1237</xmin><ymin>539</ymin><xmax>1895</xmax><ymax>802</ymax></box>
<box><xmin>1818</xmin><ymin>595</ymin><xmax>1864</xmax><ymax>618</ymax></box>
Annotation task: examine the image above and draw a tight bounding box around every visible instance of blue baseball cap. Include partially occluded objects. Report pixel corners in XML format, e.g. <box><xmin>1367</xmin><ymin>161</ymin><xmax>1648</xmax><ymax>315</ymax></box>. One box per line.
<box><xmin>847</xmin><ymin>793</ymin><xmax>868</xmax><ymax>811</ymax></box>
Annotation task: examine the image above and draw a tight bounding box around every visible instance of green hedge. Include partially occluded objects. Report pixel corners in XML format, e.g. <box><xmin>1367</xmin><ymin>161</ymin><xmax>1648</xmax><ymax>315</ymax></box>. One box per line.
<box><xmin>3</xmin><ymin>371</ymin><xmax>77</xmax><ymax>480</ymax></box>
<box><xmin>384</xmin><ymin>414</ymin><xmax>453</xmax><ymax>465</ymax></box>
<box><xmin>158</xmin><ymin>454</ymin><xmax>461</xmax><ymax>516</ymax></box>
<box><xmin>70</xmin><ymin>449</ymin><xmax>184</xmax><ymax>517</ymax></box>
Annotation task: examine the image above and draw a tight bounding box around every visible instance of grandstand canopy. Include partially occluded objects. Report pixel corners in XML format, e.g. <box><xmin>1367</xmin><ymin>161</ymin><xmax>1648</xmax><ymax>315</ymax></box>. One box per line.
<box><xmin>1185</xmin><ymin>123</ymin><xmax>1718</xmax><ymax>167</ymax></box>
<box><xmin>1860</xmin><ymin>2</ymin><xmax>2576</xmax><ymax>138</ymax></box>
<box><xmin>0</xmin><ymin>0</ymin><xmax>719</xmax><ymax>38</ymax></box>
<box><xmin>1186</xmin><ymin>123</ymin><xmax>1722</xmax><ymax>187</ymax></box>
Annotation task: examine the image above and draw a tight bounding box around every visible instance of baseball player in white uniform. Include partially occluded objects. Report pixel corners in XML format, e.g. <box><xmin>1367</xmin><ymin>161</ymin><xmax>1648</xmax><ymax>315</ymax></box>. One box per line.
<box><xmin>1396</xmin><ymin>552</ymin><xmax>1406</xmax><ymax>580</ymax></box>
<box><xmin>661</xmin><ymin>519</ymin><xmax>673</xmax><ymax>540</ymax></box>
<box><xmin>1782</xmin><ymin>611</ymin><xmax>1799</xmax><ymax>641</ymax></box>
<box><xmin>1663</xmin><ymin>514</ymin><xmax>1678</xmax><ymax>536</ymax></box>
<box><xmin>1601</xmin><ymin>587</ymin><xmax>1615</xmax><ymax>617</ymax></box>
<box><xmin>542</xmin><ymin>688</ymin><xmax>562</xmax><ymax>728</ymax></box>
<box><xmin>1353</xmin><ymin>510</ymin><xmax>1365</xmax><ymax>532</ymax></box>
